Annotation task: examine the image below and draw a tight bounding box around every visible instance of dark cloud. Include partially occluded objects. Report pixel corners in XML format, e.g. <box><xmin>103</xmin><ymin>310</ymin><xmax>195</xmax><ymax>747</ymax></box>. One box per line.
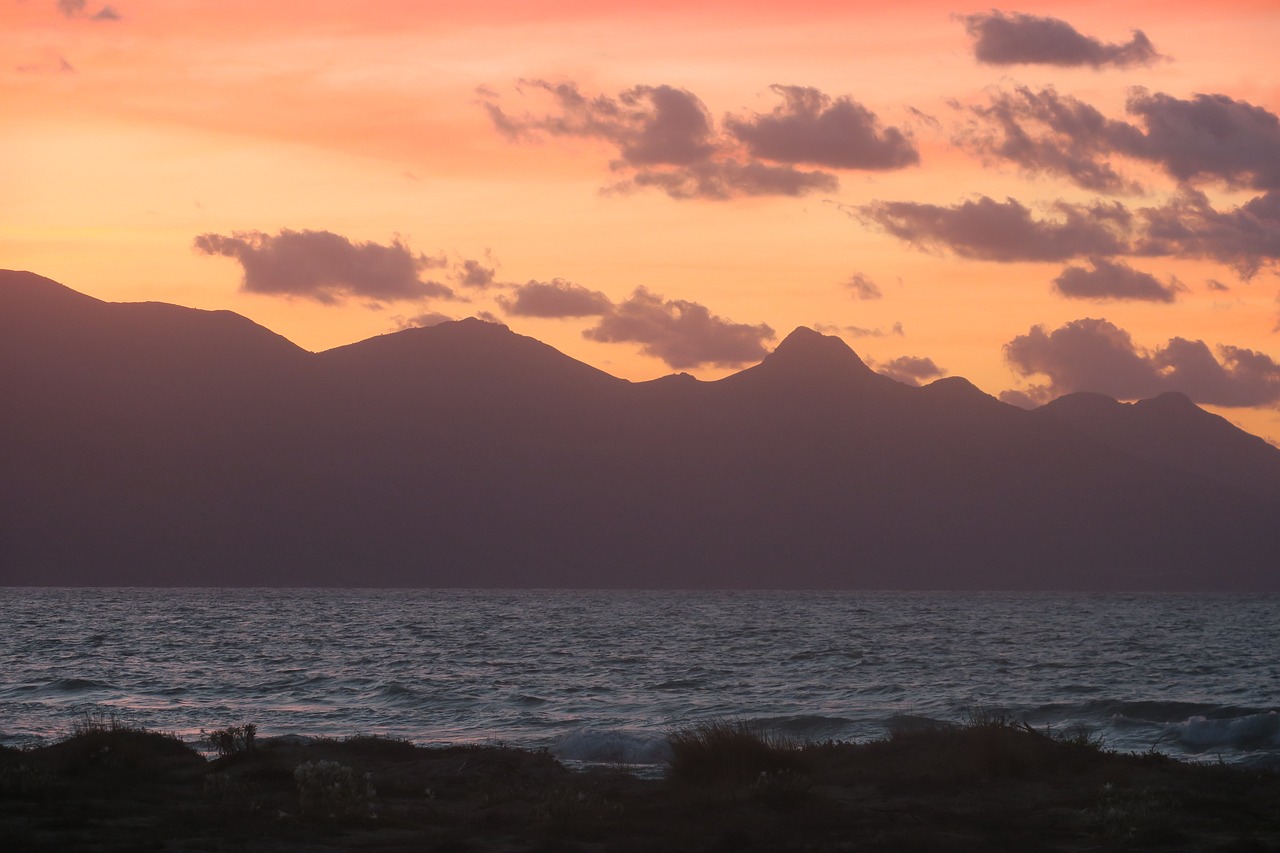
<box><xmin>626</xmin><ymin>160</ymin><xmax>837</xmax><ymax>200</ymax></box>
<box><xmin>456</xmin><ymin>258</ymin><xmax>497</xmax><ymax>289</ymax></box>
<box><xmin>484</xmin><ymin>79</ymin><xmax>916</xmax><ymax>200</ymax></box>
<box><xmin>876</xmin><ymin>355</ymin><xmax>945</xmax><ymax>386</ymax></box>
<box><xmin>724</xmin><ymin>85</ymin><xmax>918</xmax><ymax>170</ymax></box>
<box><xmin>1206</xmin><ymin>279</ymin><xmax>1231</xmax><ymax>293</ymax></box>
<box><xmin>959</xmin><ymin>87</ymin><xmax>1145</xmax><ymax>193</ymax></box>
<box><xmin>1126</xmin><ymin>90</ymin><xmax>1280</xmax><ymax>191</ymax></box>
<box><xmin>856</xmin><ymin>188</ymin><xmax>1280</xmax><ymax>277</ymax></box>
<box><xmin>392</xmin><ymin>311</ymin><xmax>453</xmax><ymax>330</ymax></box>
<box><xmin>193</xmin><ymin>229</ymin><xmax>454</xmax><ymax>304</ymax></box>
<box><xmin>857</xmin><ymin>195</ymin><xmax>1130</xmax><ymax>262</ymax></box>
<box><xmin>488</xmin><ymin>80</ymin><xmax>717</xmax><ymax>166</ymax></box>
<box><xmin>1052</xmin><ymin>258</ymin><xmax>1180</xmax><ymax>302</ymax></box>
<box><xmin>1135</xmin><ymin>189</ymin><xmax>1280</xmax><ymax>279</ymax></box>
<box><xmin>962</xmin><ymin>88</ymin><xmax>1280</xmax><ymax>194</ymax></box>
<box><xmin>962</xmin><ymin>11</ymin><xmax>1160</xmax><ymax>68</ymax></box>
<box><xmin>583</xmin><ymin>287</ymin><xmax>774</xmax><ymax>368</ymax></box>
<box><xmin>497</xmin><ymin>279</ymin><xmax>613</xmax><ymax>318</ymax></box>
<box><xmin>91</xmin><ymin>5</ymin><xmax>120</xmax><ymax>20</ymax></box>
<box><xmin>842</xmin><ymin>272</ymin><xmax>882</xmax><ymax>300</ymax></box>
<box><xmin>1004</xmin><ymin>318</ymin><xmax>1280</xmax><ymax>407</ymax></box>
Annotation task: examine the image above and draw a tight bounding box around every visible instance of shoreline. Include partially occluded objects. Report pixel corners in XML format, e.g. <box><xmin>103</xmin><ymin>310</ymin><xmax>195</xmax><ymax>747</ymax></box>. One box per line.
<box><xmin>3</xmin><ymin>717</ymin><xmax>1278</xmax><ymax>851</ymax></box>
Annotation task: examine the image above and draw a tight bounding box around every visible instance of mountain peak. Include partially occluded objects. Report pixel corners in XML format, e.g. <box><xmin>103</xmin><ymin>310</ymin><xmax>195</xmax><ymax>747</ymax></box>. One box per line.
<box><xmin>762</xmin><ymin>327</ymin><xmax>874</xmax><ymax>374</ymax></box>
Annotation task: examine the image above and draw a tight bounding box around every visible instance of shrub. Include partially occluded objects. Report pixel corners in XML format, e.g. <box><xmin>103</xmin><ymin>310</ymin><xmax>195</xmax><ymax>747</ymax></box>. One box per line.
<box><xmin>294</xmin><ymin>760</ymin><xmax>375</xmax><ymax>820</ymax></box>
<box><xmin>203</xmin><ymin>724</ymin><xmax>257</xmax><ymax>758</ymax></box>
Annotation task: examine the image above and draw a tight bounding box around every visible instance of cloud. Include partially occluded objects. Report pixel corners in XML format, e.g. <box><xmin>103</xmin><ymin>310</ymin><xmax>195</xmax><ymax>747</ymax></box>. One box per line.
<box><xmin>392</xmin><ymin>311</ymin><xmax>453</xmax><ymax>330</ymax></box>
<box><xmin>583</xmin><ymin>286</ymin><xmax>774</xmax><ymax>368</ymax></box>
<box><xmin>842</xmin><ymin>272</ymin><xmax>882</xmax><ymax>300</ymax></box>
<box><xmin>1004</xmin><ymin>318</ymin><xmax>1280</xmax><ymax>407</ymax></box>
<box><xmin>724</xmin><ymin>85</ymin><xmax>918</xmax><ymax>170</ymax></box>
<box><xmin>484</xmin><ymin>79</ymin><xmax>915</xmax><ymax>200</ymax></box>
<box><xmin>997</xmin><ymin>389</ymin><xmax>1040</xmax><ymax>409</ymax></box>
<box><xmin>456</xmin><ymin>258</ymin><xmax>497</xmax><ymax>289</ymax></box>
<box><xmin>626</xmin><ymin>160</ymin><xmax>837</xmax><ymax>200</ymax></box>
<box><xmin>1207</xmin><ymin>279</ymin><xmax>1231</xmax><ymax>293</ymax></box>
<box><xmin>1136</xmin><ymin>188</ymin><xmax>1280</xmax><ymax>279</ymax></box>
<box><xmin>857</xmin><ymin>195</ymin><xmax>1131</xmax><ymax>261</ymax></box>
<box><xmin>813</xmin><ymin>322</ymin><xmax>904</xmax><ymax>338</ymax></box>
<box><xmin>958</xmin><ymin>87</ymin><xmax>1145</xmax><ymax>193</ymax></box>
<box><xmin>497</xmin><ymin>279</ymin><xmax>613</xmax><ymax>318</ymax></box>
<box><xmin>57</xmin><ymin>0</ymin><xmax>121</xmax><ymax>21</ymax></box>
<box><xmin>488</xmin><ymin>80</ymin><xmax>717</xmax><ymax>165</ymax></box>
<box><xmin>1126</xmin><ymin>90</ymin><xmax>1280</xmax><ymax>191</ymax></box>
<box><xmin>962</xmin><ymin>11</ymin><xmax>1160</xmax><ymax>68</ymax></box>
<box><xmin>876</xmin><ymin>355</ymin><xmax>946</xmax><ymax>386</ymax></box>
<box><xmin>1052</xmin><ymin>258</ymin><xmax>1180</xmax><ymax>302</ymax></box>
<box><xmin>193</xmin><ymin>229</ymin><xmax>454</xmax><ymax>304</ymax></box>
<box><xmin>961</xmin><ymin>88</ymin><xmax>1280</xmax><ymax>193</ymax></box>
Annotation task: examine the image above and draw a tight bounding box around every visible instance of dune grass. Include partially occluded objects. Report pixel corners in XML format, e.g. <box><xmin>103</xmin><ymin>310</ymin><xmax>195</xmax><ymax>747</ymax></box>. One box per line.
<box><xmin>665</xmin><ymin>720</ymin><xmax>803</xmax><ymax>785</ymax></box>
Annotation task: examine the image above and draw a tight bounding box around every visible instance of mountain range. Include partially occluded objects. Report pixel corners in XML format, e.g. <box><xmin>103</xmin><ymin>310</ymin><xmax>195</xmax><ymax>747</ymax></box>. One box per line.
<box><xmin>3</xmin><ymin>269</ymin><xmax>1278</xmax><ymax>589</ymax></box>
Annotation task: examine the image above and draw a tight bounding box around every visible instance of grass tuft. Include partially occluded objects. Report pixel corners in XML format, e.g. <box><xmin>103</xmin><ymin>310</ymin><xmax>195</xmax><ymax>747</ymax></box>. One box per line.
<box><xmin>666</xmin><ymin>720</ymin><xmax>802</xmax><ymax>785</ymax></box>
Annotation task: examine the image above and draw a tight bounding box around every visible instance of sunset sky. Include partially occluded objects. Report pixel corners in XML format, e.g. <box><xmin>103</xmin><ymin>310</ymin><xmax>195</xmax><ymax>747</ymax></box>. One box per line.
<box><xmin>5</xmin><ymin>0</ymin><xmax>1280</xmax><ymax>442</ymax></box>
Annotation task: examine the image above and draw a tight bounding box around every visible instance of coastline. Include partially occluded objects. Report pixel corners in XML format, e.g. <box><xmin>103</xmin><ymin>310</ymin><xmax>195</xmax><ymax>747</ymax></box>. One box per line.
<box><xmin>3</xmin><ymin>717</ymin><xmax>1277</xmax><ymax>851</ymax></box>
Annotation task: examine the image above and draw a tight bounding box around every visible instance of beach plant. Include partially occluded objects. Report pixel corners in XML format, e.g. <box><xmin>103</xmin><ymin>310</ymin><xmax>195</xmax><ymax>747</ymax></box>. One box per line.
<box><xmin>666</xmin><ymin>720</ymin><xmax>802</xmax><ymax>785</ymax></box>
<box><xmin>203</xmin><ymin>724</ymin><xmax>257</xmax><ymax>758</ymax></box>
<box><xmin>294</xmin><ymin>759</ymin><xmax>376</xmax><ymax>820</ymax></box>
<box><xmin>71</xmin><ymin>708</ymin><xmax>132</xmax><ymax>737</ymax></box>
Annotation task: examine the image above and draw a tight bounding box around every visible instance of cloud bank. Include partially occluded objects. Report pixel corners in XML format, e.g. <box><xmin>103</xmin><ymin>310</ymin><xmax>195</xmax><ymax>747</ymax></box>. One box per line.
<box><xmin>1004</xmin><ymin>318</ymin><xmax>1280</xmax><ymax>407</ymax></box>
<box><xmin>484</xmin><ymin>80</ymin><xmax>915</xmax><ymax>200</ymax></box>
<box><xmin>857</xmin><ymin>190</ymin><xmax>1280</xmax><ymax>278</ymax></box>
<box><xmin>961</xmin><ymin>87</ymin><xmax>1280</xmax><ymax>194</ymax></box>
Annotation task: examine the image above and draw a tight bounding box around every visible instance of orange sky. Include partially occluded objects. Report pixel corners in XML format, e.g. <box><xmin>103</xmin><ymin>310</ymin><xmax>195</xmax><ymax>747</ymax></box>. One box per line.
<box><xmin>4</xmin><ymin>0</ymin><xmax>1279</xmax><ymax>443</ymax></box>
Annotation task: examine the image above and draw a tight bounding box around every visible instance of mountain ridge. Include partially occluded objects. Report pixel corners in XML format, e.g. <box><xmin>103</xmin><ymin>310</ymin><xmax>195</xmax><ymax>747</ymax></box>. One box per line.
<box><xmin>3</xmin><ymin>270</ymin><xmax>1278</xmax><ymax>590</ymax></box>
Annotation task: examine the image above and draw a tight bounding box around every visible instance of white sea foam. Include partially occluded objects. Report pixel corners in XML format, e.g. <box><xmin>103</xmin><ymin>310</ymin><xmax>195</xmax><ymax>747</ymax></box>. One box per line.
<box><xmin>551</xmin><ymin>728</ymin><xmax>672</xmax><ymax>765</ymax></box>
<box><xmin>1171</xmin><ymin>712</ymin><xmax>1280</xmax><ymax>751</ymax></box>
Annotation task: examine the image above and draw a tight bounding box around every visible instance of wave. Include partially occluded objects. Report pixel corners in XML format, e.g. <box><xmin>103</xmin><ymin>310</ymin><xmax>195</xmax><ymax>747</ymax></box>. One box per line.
<box><xmin>44</xmin><ymin>678</ymin><xmax>116</xmax><ymax>694</ymax></box>
<box><xmin>743</xmin><ymin>714</ymin><xmax>858</xmax><ymax>740</ymax></box>
<box><xmin>551</xmin><ymin>728</ymin><xmax>672</xmax><ymax>766</ymax></box>
<box><xmin>1168</xmin><ymin>712</ymin><xmax>1280</xmax><ymax>752</ymax></box>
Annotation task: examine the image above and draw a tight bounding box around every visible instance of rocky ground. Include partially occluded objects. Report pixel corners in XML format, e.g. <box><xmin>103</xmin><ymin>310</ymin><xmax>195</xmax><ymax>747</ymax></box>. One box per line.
<box><xmin>1</xmin><ymin>718</ymin><xmax>1277</xmax><ymax>851</ymax></box>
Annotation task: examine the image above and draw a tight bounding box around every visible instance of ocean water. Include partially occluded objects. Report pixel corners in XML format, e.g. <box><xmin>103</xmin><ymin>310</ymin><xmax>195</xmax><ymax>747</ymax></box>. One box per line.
<box><xmin>1</xmin><ymin>588</ymin><xmax>1277</xmax><ymax>770</ymax></box>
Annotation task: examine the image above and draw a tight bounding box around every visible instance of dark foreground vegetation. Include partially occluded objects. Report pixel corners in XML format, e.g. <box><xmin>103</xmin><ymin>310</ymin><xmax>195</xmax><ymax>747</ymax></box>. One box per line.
<box><xmin>2</xmin><ymin>715</ymin><xmax>1278</xmax><ymax>852</ymax></box>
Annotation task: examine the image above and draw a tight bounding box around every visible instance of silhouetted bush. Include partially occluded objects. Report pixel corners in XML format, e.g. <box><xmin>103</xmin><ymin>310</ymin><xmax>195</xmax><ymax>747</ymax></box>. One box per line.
<box><xmin>666</xmin><ymin>721</ymin><xmax>802</xmax><ymax>785</ymax></box>
<box><xmin>202</xmin><ymin>724</ymin><xmax>256</xmax><ymax>758</ymax></box>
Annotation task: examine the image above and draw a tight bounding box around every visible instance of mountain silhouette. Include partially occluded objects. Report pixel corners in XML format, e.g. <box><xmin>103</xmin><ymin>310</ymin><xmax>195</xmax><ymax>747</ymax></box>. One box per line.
<box><xmin>3</xmin><ymin>270</ymin><xmax>1278</xmax><ymax>589</ymax></box>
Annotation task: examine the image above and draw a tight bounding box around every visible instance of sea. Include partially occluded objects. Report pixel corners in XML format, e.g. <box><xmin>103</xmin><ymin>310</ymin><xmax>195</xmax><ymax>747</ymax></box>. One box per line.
<box><xmin>2</xmin><ymin>588</ymin><xmax>1277</xmax><ymax>772</ymax></box>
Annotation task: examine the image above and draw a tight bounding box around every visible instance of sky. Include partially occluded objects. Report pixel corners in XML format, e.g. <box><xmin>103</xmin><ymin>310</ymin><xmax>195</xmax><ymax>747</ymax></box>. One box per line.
<box><xmin>4</xmin><ymin>0</ymin><xmax>1280</xmax><ymax>443</ymax></box>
